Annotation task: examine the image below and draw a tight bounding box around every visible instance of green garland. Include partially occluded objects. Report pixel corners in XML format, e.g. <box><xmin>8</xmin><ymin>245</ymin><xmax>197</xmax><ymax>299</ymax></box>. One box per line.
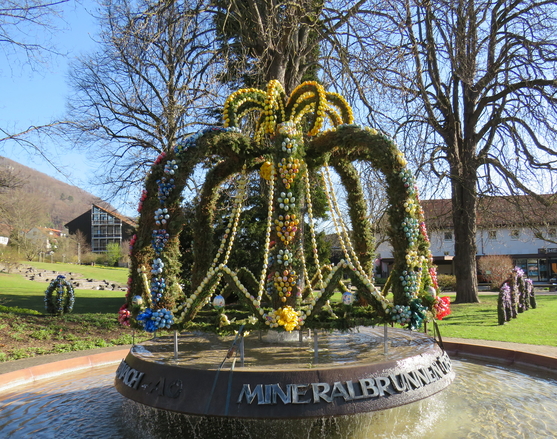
<box><xmin>44</xmin><ymin>275</ymin><xmax>75</xmax><ymax>315</ymax></box>
<box><xmin>123</xmin><ymin>81</ymin><xmax>445</xmax><ymax>333</ymax></box>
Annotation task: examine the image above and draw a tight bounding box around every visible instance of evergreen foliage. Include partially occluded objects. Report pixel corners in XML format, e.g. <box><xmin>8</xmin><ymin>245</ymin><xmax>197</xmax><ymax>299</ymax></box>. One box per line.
<box><xmin>44</xmin><ymin>275</ymin><xmax>75</xmax><ymax>316</ymax></box>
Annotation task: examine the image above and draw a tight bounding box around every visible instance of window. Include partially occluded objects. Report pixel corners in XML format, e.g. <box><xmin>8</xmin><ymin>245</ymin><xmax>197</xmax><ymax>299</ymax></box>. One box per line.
<box><xmin>511</xmin><ymin>229</ymin><xmax>520</xmax><ymax>240</ymax></box>
<box><xmin>444</xmin><ymin>231</ymin><xmax>453</xmax><ymax>241</ymax></box>
<box><xmin>488</xmin><ymin>230</ymin><xmax>497</xmax><ymax>240</ymax></box>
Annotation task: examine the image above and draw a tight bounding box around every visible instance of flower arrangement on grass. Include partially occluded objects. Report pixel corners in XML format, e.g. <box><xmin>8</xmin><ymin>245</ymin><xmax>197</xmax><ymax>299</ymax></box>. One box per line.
<box><xmin>498</xmin><ymin>266</ymin><xmax>536</xmax><ymax>325</ymax></box>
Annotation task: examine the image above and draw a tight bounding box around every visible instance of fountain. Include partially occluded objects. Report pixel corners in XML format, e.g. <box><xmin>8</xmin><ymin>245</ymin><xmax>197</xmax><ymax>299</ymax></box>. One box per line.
<box><xmin>114</xmin><ymin>80</ymin><xmax>455</xmax><ymax>434</ymax></box>
<box><xmin>2</xmin><ymin>353</ymin><xmax>557</xmax><ymax>438</ymax></box>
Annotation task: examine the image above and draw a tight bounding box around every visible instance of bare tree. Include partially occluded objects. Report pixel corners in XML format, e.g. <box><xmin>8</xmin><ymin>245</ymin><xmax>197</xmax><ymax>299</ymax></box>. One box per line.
<box><xmin>323</xmin><ymin>0</ymin><xmax>557</xmax><ymax>302</ymax></box>
<box><xmin>213</xmin><ymin>0</ymin><xmax>324</xmax><ymax>93</ymax></box>
<box><xmin>478</xmin><ymin>254</ymin><xmax>514</xmax><ymax>289</ymax></box>
<box><xmin>0</xmin><ymin>188</ymin><xmax>50</xmax><ymax>259</ymax></box>
<box><xmin>67</xmin><ymin>0</ymin><xmax>223</xmax><ymax>199</ymax></box>
<box><xmin>0</xmin><ymin>0</ymin><xmax>73</xmax><ymax>182</ymax></box>
<box><xmin>0</xmin><ymin>165</ymin><xmax>23</xmax><ymax>191</ymax></box>
<box><xmin>66</xmin><ymin>0</ymin><xmax>374</xmax><ymax>199</ymax></box>
<box><xmin>357</xmin><ymin>163</ymin><xmax>389</xmax><ymax>251</ymax></box>
<box><xmin>214</xmin><ymin>1</ymin><xmax>376</xmax><ymax>95</ymax></box>
<box><xmin>0</xmin><ymin>0</ymin><xmax>68</xmax><ymax>69</ymax></box>
<box><xmin>0</xmin><ymin>187</ymin><xmax>48</xmax><ymax>231</ymax></box>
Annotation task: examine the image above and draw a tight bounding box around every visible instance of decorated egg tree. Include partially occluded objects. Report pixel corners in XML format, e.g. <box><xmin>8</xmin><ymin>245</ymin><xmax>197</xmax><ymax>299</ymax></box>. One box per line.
<box><xmin>121</xmin><ymin>80</ymin><xmax>448</xmax><ymax>333</ymax></box>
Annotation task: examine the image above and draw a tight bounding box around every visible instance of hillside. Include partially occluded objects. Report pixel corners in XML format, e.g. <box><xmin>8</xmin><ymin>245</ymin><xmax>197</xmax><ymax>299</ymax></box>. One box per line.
<box><xmin>0</xmin><ymin>156</ymin><xmax>104</xmax><ymax>230</ymax></box>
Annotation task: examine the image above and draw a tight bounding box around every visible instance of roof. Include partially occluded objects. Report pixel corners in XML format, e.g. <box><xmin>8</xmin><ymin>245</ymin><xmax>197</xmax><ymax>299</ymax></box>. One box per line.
<box><xmin>65</xmin><ymin>203</ymin><xmax>137</xmax><ymax>230</ymax></box>
<box><xmin>0</xmin><ymin>223</ymin><xmax>12</xmax><ymax>237</ymax></box>
<box><xmin>92</xmin><ymin>203</ymin><xmax>137</xmax><ymax>228</ymax></box>
<box><xmin>25</xmin><ymin>227</ymin><xmax>64</xmax><ymax>236</ymax></box>
<box><xmin>38</xmin><ymin>227</ymin><xmax>64</xmax><ymax>236</ymax></box>
<box><xmin>421</xmin><ymin>194</ymin><xmax>557</xmax><ymax>229</ymax></box>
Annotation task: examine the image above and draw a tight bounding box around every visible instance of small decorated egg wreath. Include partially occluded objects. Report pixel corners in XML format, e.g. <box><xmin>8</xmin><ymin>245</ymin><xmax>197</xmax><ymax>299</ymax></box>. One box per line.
<box><xmin>123</xmin><ymin>80</ymin><xmax>447</xmax><ymax>333</ymax></box>
<box><xmin>44</xmin><ymin>275</ymin><xmax>75</xmax><ymax>315</ymax></box>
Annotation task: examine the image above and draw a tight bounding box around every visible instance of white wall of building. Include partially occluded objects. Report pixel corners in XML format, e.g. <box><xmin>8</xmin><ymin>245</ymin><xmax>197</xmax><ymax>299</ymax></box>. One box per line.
<box><xmin>377</xmin><ymin>226</ymin><xmax>557</xmax><ymax>259</ymax></box>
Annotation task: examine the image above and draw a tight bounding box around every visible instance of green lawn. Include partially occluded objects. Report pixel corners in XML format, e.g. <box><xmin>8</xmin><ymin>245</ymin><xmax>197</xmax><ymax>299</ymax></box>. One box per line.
<box><xmin>0</xmin><ymin>263</ymin><xmax>138</xmax><ymax>362</ymax></box>
<box><xmin>2</xmin><ymin>263</ymin><xmax>557</xmax><ymax>362</ymax></box>
<box><xmin>25</xmin><ymin>261</ymin><xmax>129</xmax><ymax>284</ymax></box>
<box><xmin>1</xmin><ymin>267</ymin><xmax>127</xmax><ymax>314</ymax></box>
<box><xmin>329</xmin><ymin>291</ymin><xmax>557</xmax><ymax>347</ymax></box>
<box><xmin>436</xmin><ymin>294</ymin><xmax>557</xmax><ymax>346</ymax></box>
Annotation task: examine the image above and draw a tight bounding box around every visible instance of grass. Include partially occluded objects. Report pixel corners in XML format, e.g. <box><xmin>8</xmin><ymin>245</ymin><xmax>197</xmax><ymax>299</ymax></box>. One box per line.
<box><xmin>435</xmin><ymin>294</ymin><xmax>557</xmax><ymax>346</ymax></box>
<box><xmin>25</xmin><ymin>261</ymin><xmax>129</xmax><ymax>284</ymax></box>
<box><xmin>331</xmin><ymin>291</ymin><xmax>557</xmax><ymax>347</ymax></box>
<box><xmin>0</xmin><ymin>311</ymin><xmax>152</xmax><ymax>362</ymax></box>
<box><xmin>0</xmin><ymin>263</ymin><xmax>144</xmax><ymax>362</ymax></box>
<box><xmin>1</xmin><ymin>260</ymin><xmax>557</xmax><ymax>362</ymax></box>
<box><xmin>1</xmin><ymin>273</ymin><xmax>125</xmax><ymax>314</ymax></box>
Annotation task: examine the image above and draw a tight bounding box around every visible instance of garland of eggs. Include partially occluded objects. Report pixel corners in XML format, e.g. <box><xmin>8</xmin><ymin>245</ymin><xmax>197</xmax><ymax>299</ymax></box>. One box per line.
<box><xmin>136</xmin><ymin>126</ymin><xmax>243</xmax><ymax>332</ymax></box>
<box><xmin>44</xmin><ymin>275</ymin><xmax>75</xmax><ymax>316</ymax></box>
<box><xmin>127</xmin><ymin>80</ymin><xmax>446</xmax><ymax>333</ymax></box>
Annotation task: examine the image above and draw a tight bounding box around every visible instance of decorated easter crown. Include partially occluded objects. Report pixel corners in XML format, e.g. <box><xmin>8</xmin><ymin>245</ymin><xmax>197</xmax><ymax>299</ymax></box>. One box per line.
<box><xmin>120</xmin><ymin>80</ymin><xmax>449</xmax><ymax>333</ymax></box>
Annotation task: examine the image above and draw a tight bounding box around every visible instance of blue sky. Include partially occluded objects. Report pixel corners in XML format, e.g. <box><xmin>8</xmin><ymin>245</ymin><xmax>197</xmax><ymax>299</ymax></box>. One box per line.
<box><xmin>0</xmin><ymin>1</ymin><xmax>136</xmax><ymax>216</ymax></box>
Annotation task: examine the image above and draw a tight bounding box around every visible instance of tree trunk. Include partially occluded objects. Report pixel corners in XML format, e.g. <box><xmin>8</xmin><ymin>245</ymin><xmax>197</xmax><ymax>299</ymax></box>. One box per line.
<box><xmin>451</xmin><ymin>146</ymin><xmax>480</xmax><ymax>303</ymax></box>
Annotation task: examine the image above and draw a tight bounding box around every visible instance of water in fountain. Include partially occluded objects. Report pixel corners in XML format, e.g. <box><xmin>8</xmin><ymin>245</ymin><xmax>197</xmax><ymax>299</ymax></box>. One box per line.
<box><xmin>1</xmin><ymin>358</ymin><xmax>556</xmax><ymax>438</ymax></box>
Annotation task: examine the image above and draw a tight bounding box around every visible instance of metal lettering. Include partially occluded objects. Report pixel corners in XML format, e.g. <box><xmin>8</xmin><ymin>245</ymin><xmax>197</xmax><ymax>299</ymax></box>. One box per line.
<box><xmin>403</xmin><ymin>371</ymin><xmax>423</xmax><ymax>390</ymax></box>
<box><xmin>116</xmin><ymin>360</ymin><xmax>130</xmax><ymax>380</ymax></box>
<box><xmin>146</xmin><ymin>377</ymin><xmax>166</xmax><ymax>396</ymax></box>
<box><xmin>429</xmin><ymin>362</ymin><xmax>445</xmax><ymax>380</ymax></box>
<box><xmin>331</xmin><ymin>381</ymin><xmax>352</xmax><ymax>401</ymax></box>
<box><xmin>346</xmin><ymin>380</ymin><xmax>366</xmax><ymax>400</ymax></box>
<box><xmin>263</xmin><ymin>384</ymin><xmax>273</xmax><ymax>404</ymax></box>
<box><xmin>236</xmin><ymin>355</ymin><xmax>452</xmax><ymax>405</ymax></box>
<box><xmin>272</xmin><ymin>384</ymin><xmax>291</xmax><ymax>404</ymax></box>
<box><xmin>413</xmin><ymin>368</ymin><xmax>431</xmax><ymax>385</ymax></box>
<box><xmin>124</xmin><ymin>369</ymin><xmax>144</xmax><ymax>389</ymax></box>
<box><xmin>237</xmin><ymin>384</ymin><xmax>264</xmax><ymax>404</ymax></box>
<box><xmin>437</xmin><ymin>353</ymin><xmax>452</xmax><ymax>373</ymax></box>
<box><xmin>311</xmin><ymin>383</ymin><xmax>333</xmax><ymax>404</ymax></box>
<box><xmin>166</xmin><ymin>380</ymin><xmax>183</xmax><ymax>398</ymax></box>
<box><xmin>359</xmin><ymin>378</ymin><xmax>379</xmax><ymax>397</ymax></box>
<box><xmin>312</xmin><ymin>383</ymin><xmax>332</xmax><ymax>403</ymax></box>
<box><xmin>425</xmin><ymin>367</ymin><xmax>437</xmax><ymax>382</ymax></box>
<box><xmin>290</xmin><ymin>384</ymin><xmax>310</xmax><ymax>404</ymax></box>
<box><xmin>389</xmin><ymin>374</ymin><xmax>407</xmax><ymax>392</ymax></box>
<box><xmin>374</xmin><ymin>377</ymin><xmax>394</xmax><ymax>396</ymax></box>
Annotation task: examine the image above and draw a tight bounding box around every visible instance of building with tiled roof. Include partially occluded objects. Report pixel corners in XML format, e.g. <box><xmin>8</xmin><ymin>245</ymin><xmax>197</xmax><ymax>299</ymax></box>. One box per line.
<box><xmin>376</xmin><ymin>195</ymin><xmax>557</xmax><ymax>282</ymax></box>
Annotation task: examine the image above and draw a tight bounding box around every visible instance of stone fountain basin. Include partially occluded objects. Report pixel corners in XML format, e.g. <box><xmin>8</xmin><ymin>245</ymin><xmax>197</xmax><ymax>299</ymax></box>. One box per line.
<box><xmin>114</xmin><ymin>327</ymin><xmax>454</xmax><ymax>418</ymax></box>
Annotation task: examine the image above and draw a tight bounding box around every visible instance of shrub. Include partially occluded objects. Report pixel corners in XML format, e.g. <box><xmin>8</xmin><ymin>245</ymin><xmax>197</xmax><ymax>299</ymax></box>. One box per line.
<box><xmin>478</xmin><ymin>255</ymin><xmax>514</xmax><ymax>289</ymax></box>
<box><xmin>80</xmin><ymin>251</ymin><xmax>97</xmax><ymax>265</ymax></box>
<box><xmin>0</xmin><ymin>305</ymin><xmax>42</xmax><ymax>315</ymax></box>
<box><xmin>437</xmin><ymin>274</ymin><xmax>456</xmax><ymax>291</ymax></box>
